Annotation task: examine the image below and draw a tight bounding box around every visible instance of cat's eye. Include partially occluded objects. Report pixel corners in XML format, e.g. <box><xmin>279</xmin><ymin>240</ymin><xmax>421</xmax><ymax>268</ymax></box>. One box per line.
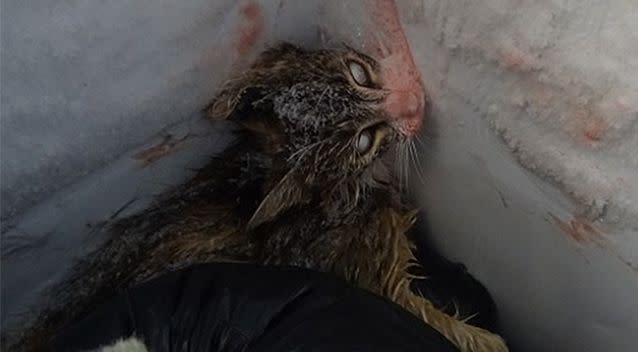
<box><xmin>348</xmin><ymin>61</ymin><xmax>370</xmax><ymax>87</ymax></box>
<box><xmin>354</xmin><ymin>121</ymin><xmax>389</xmax><ymax>156</ymax></box>
<box><xmin>355</xmin><ymin>129</ymin><xmax>373</xmax><ymax>153</ymax></box>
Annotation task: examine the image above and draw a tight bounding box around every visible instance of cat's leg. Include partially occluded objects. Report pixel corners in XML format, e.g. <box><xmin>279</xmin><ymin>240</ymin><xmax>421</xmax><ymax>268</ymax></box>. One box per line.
<box><xmin>368</xmin><ymin>261</ymin><xmax>507</xmax><ymax>351</ymax></box>
<box><xmin>395</xmin><ymin>286</ymin><xmax>508</xmax><ymax>352</ymax></box>
<box><xmin>355</xmin><ymin>209</ymin><xmax>508</xmax><ymax>351</ymax></box>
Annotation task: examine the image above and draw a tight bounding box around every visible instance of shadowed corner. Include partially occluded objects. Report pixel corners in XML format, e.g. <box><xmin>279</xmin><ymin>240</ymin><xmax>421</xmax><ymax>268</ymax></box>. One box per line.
<box><xmin>408</xmin><ymin>214</ymin><xmax>502</xmax><ymax>335</ymax></box>
<box><xmin>405</xmin><ymin>98</ymin><xmax>503</xmax><ymax>336</ymax></box>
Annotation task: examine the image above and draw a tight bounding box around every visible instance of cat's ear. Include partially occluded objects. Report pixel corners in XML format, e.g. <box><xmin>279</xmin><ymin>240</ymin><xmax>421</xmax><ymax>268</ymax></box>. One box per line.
<box><xmin>204</xmin><ymin>75</ymin><xmax>265</xmax><ymax>121</ymax></box>
<box><xmin>247</xmin><ymin>170</ymin><xmax>309</xmax><ymax>231</ymax></box>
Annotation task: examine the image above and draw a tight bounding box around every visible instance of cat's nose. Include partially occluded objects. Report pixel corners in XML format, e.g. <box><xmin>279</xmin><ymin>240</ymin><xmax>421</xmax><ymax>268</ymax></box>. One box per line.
<box><xmin>384</xmin><ymin>90</ymin><xmax>424</xmax><ymax>137</ymax></box>
<box><xmin>378</xmin><ymin>53</ymin><xmax>426</xmax><ymax>137</ymax></box>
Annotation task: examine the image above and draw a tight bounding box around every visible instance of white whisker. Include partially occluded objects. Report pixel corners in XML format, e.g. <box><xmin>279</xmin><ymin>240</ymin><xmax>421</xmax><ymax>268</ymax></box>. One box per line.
<box><xmin>393</xmin><ymin>143</ymin><xmax>403</xmax><ymax>193</ymax></box>
<box><xmin>404</xmin><ymin>141</ymin><xmax>410</xmax><ymax>192</ymax></box>
<box><xmin>414</xmin><ymin>134</ymin><xmax>431</xmax><ymax>151</ymax></box>
<box><xmin>400</xmin><ymin>141</ymin><xmax>409</xmax><ymax>193</ymax></box>
<box><xmin>409</xmin><ymin>140</ymin><xmax>428</xmax><ymax>185</ymax></box>
<box><xmin>288</xmin><ymin>141</ymin><xmax>323</xmax><ymax>165</ymax></box>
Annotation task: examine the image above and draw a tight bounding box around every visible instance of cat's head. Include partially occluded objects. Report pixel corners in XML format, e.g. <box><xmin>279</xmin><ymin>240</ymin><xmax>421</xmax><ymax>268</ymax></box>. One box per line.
<box><xmin>206</xmin><ymin>43</ymin><xmax>425</xmax><ymax>228</ymax></box>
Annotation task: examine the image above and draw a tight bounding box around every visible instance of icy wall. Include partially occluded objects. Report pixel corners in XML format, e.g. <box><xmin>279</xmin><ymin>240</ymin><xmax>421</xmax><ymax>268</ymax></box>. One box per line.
<box><xmin>397</xmin><ymin>1</ymin><xmax>638</xmax><ymax>351</ymax></box>
<box><xmin>2</xmin><ymin>1</ymin><xmax>637</xmax><ymax>351</ymax></box>
<box><xmin>1</xmin><ymin>0</ymin><xmax>240</xmax><ymax>227</ymax></box>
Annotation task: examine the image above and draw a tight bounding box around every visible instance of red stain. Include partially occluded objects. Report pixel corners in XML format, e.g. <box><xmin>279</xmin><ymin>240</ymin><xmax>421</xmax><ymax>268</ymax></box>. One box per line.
<box><xmin>133</xmin><ymin>134</ymin><xmax>190</xmax><ymax>168</ymax></box>
<box><xmin>241</xmin><ymin>1</ymin><xmax>260</xmax><ymax>20</ymax></box>
<box><xmin>550</xmin><ymin>213</ymin><xmax>638</xmax><ymax>275</ymax></box>
<box><xmin>368</xmin><ymin>0</ymin><xmax>426</xmax><ymax>137</ymax></box>
<box><xmin>497</xmin><ymin>46</ymin><xmax>534</xmax><ymax>71</ymax></box>
<box><xmin>236</xmin><ymin>2</ymin><xmax>264</xmax><ymax>56</ymax></box>
<box><xmin>583</xmin><ymin>117</ymin><xmax>607</xmax><ymax>142</ymax></box>
<box><xmin>566</xmin><ymin>108</ymin><xmax>608</xmax><ymax>145</ymax></box>
<box><xmin>550</xmin><ymin>213</ymin><xmax>606</xmax><ymax>249</ymax></box>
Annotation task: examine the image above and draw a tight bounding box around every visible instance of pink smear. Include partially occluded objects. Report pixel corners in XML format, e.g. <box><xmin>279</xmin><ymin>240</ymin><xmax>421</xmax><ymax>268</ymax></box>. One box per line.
<box><xmin>235</xmin><ymin>2</ymin><xmax>264</xmax><ymax>57</ymax></box>
<box><xmin>550</xmin><ymin>213</ymin><xmax>607</xmax><ymax>249</ymax></box>
<box><xmin>367</xmin><ymin>0</ymin><xmax>426</xmax><ymax>137</ymax></box>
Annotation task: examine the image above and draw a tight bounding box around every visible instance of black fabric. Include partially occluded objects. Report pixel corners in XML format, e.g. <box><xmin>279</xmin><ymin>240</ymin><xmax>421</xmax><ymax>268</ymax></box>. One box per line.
<box><xmin>51</xmin><ymin>263</ymin><xmax>459</xmax><ymax>352</ymax></box>
<box><xmin>410</xmin><ymin>216</ymin><xmax>500</xmax><ymax>333</ymax></box>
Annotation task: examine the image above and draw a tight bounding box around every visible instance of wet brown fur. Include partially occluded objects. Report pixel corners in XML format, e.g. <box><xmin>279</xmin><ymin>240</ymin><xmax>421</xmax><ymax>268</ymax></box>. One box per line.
<box><xmin>6</xmin><ymin>43</ymin><xmax>507</xmax><ymax>352</ymax></box>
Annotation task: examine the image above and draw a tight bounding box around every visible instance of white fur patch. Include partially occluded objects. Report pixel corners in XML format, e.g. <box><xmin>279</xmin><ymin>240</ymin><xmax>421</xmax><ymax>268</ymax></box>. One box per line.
<box><xmin>91</xmin><ymin>337</ymin><xmax>148</xmax><ymax>352</ymax></box>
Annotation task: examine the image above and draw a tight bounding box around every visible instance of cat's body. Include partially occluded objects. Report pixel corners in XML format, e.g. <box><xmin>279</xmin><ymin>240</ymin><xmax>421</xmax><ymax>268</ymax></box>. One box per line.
<box><xmin>6</xmin><ymin>43</ymin><xmax>507</xmax><ymax>352</ymax></box>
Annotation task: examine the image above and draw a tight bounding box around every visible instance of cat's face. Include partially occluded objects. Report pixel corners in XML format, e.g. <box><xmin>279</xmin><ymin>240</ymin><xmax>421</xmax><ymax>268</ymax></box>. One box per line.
<box><xmin>270</xmin><ymin>45</ymin><xmax>402</xmax><ymax>186</ymax></box>
<box><xmin>207</xmin><ymin>43</ymin><xmax>422</xmax><ymax>225</ymax></box>
<box><xmin>209</xmin><ymin>43</ymin><xmax>410</xmax><ymax>184</ymax></box>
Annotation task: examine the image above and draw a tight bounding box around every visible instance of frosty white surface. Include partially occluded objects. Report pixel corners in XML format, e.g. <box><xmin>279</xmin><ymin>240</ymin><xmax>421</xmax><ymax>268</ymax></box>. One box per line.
<box><xmin>399</xmin><ymin>1</ymin><xmax>638</xmax><ymax>351</ymax></box>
